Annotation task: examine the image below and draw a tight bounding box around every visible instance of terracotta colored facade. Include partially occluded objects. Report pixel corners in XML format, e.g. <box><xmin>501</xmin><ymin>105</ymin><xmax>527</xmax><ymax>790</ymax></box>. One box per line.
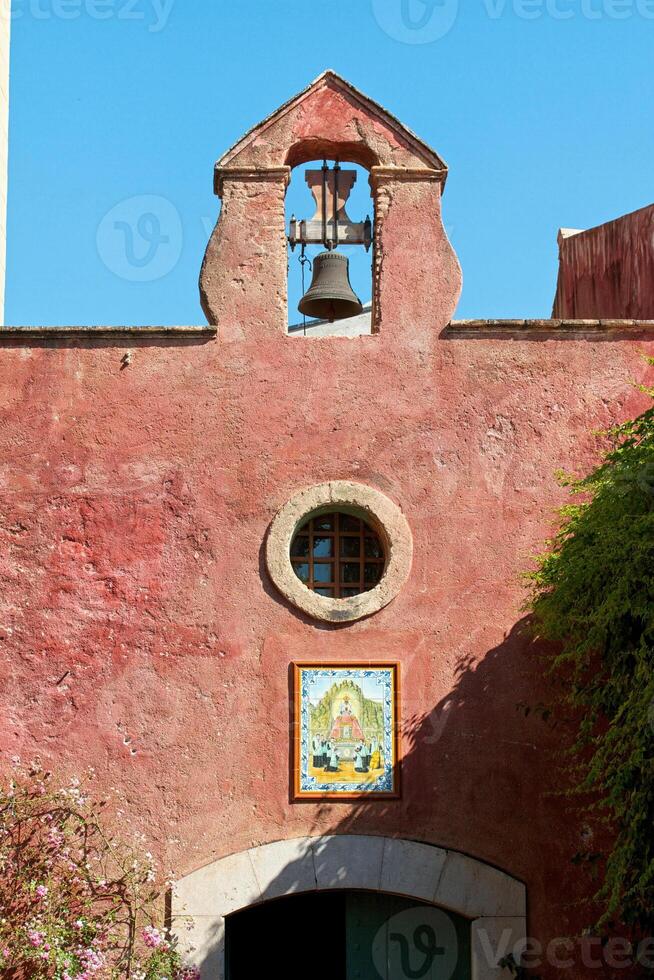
<box><xmin>553</xmin><ymin>203</ymin><xmax>654</xmax><ymax>319</ymax></box>
<box><xmin>2</xmin><ymin>73</ymin><xmax>654</xmax><ymax>977</ymax></box>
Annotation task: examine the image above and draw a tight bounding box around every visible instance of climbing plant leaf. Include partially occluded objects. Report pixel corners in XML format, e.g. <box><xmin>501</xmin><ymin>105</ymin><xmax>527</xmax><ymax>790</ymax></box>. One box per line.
<box><xmin>527</xmin><ymin>392</ymin><xmax>654</xmax><ymax>936</ymax></box>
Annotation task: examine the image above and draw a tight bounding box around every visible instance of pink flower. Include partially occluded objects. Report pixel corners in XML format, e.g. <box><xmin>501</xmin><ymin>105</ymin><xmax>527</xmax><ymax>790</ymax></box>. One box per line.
<box><xmin>77</xmin><ymin>947</ymin><xmax>104</xmax><ymax>974</ymax></box>
<box><xmin>35</xmin><ymin>884</ymin><xmax>48</xmax><ymax>899</ymax></box>
<box><xmin>176</xmin><ymin>969</ymin><xmax>201</xmax><ymax>980</ymax></box>
<box><xmin>27</xmin><ymin>929</ymin><xmax>45</xmax><ymax>947</ymax></box>
<box><xmin>143</xmin><ymin>926</ymin><xmax>164</xmax><ymax>949</ymax></box>
<box><xmin>142</xmin><ymin>924</ymin><xmax>170</xmax><ymax>950</ymax></box>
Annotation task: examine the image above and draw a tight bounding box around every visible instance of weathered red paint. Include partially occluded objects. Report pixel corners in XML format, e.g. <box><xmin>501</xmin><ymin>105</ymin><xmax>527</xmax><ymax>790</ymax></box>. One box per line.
<box><xmin>553</xmin><ymin>203</ymin><xmax>654</xmax><ymax>319</ymax></box>
<box><xmin>2</xmin><ymin>74</ymin><xmax>653</xmax><ymax>976</ymax></box>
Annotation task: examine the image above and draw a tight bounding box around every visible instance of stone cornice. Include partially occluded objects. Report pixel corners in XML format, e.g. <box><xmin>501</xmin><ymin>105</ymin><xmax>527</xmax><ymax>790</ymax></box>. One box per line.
<box><xmin>2</xmin><ymin>321</ymin><xmax>654</xmax><ymax>339</ymax></box>
<box><xmin>0</xmin><ymin>325</ymin><xmax>216</xmax><ymax>337</ymax></box>
<box><xmin>369</xmin><ymin>166</ymin><xmax>448</xmax><ymax>189</ymax></box>
<box><xmin>214</xmin><ymin>166</ymin><xmax>292</xmax><ymax>198</ymax></box>
<box><xmin>447</xmin><ymin>319</ymin><xmax>654</xmax><ymax>331</ymax></box>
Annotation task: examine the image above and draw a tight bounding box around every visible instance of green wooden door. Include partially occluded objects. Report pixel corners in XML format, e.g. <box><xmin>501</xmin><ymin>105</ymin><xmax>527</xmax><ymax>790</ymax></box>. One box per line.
<box><xmin>345</xmin><ymin>892</ymin><xmax>470</xmax><ymax>980</ymax></box>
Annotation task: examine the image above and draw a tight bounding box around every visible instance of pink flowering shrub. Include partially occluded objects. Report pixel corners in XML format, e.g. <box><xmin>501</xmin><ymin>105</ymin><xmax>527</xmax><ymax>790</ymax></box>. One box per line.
<box><xmin>0</xmin><ymin>760</ymin><xmax>200</xmax><ymax>980</ymax></box>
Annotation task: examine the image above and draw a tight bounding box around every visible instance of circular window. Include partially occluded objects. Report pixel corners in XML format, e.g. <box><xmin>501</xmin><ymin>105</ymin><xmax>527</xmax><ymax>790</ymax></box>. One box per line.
<box><xmin>290</xmin><ymin>511</ymin><xmax>386</xmax><ymax>599</ymax></box>
<box><xmin>266</xmin><ymin>481</ymin><xmax>413</xmax><ymax>623</ymax></box>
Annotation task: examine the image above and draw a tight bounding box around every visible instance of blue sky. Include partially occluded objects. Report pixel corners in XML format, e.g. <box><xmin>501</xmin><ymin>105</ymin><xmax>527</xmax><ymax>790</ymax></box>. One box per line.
<box><xmin>6</xmin><ymin>0</ymin><xmax>654</xmax><ymax>325</ymax></box>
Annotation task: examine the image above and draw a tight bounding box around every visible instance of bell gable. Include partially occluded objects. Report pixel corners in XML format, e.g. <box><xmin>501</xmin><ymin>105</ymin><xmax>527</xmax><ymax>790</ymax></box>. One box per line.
<box><xmin>215</xmin><ymin>70</ymin><xmax>448</xmax><ymax>181</ymax></box>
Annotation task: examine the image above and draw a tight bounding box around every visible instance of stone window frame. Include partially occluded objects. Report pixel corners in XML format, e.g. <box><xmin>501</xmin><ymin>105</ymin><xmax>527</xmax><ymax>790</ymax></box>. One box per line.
<box><xmin>265</xmin><ymin>481</ymin><xmax>413</xmax><ymax>623</ymax></box>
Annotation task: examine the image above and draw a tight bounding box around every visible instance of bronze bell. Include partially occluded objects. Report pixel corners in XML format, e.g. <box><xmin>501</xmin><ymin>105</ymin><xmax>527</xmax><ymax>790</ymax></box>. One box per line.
<box><xmin>298</xmin><ymin>251</ymin><xmax>363</xmax><ymax>323</ymax></box>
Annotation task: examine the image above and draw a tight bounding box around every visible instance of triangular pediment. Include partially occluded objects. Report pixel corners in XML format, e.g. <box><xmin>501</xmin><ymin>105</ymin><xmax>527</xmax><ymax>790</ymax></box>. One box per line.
<box><xmin>217</xmin><ymin>70</ymin><xmax>448</xmax><ymax>175</ymax></box>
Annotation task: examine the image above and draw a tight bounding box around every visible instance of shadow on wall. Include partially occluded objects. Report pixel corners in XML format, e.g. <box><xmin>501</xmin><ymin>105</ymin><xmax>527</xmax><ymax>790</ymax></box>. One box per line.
<box><xmin>180</xmin><ymin>618</ymin><xmax>585</xmax><ymax>977</ymax></box>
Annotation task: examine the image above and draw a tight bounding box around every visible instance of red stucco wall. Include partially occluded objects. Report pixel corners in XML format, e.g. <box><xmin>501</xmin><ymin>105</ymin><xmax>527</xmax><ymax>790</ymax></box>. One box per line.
<box><xmin>3</xmin><ymin>74</ymin><xmax>654</xmax><ymax>977</ymax></box>
<box><xmin>553</xmin><ymin>204</ymin><xmax>654</xmax><ymax>319</ymax></box>
<box><xmin>2</xmin><ymin>323</ymin><xmax>652</xmax><ymax>966</ymax></box>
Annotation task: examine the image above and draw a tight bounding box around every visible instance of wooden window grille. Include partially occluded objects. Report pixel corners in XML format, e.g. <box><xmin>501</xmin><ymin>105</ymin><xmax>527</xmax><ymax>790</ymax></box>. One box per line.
<box><xmin>290</xmin><ymin>511</ymin><xmax>385</xmax><ymax>599</ymax></box>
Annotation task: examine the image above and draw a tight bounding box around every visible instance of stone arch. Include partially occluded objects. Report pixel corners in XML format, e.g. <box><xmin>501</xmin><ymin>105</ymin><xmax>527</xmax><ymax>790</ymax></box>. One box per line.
<box><xmin>284</xmin><ymin>138</ymin><xmax>379</xmax><ymax>172</ymax></box>
<box><xmin>172</xmin><ymin>835</ymin><xmax>527</xmax><ymax>978</ymax></box>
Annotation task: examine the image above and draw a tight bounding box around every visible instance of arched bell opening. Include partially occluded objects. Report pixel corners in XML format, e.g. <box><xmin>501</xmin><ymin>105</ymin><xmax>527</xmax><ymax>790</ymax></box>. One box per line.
<box><xmin>285</xmin><ymin>139</ymin><xmax>379</xmax><ymax>172</ymax></box>
<box><xmin>285</xmin><ymin>159</ymin><xmax>375</xmax><ymax>337</ymax></box>
<box><xmin>225</xmin><ymin>889</ymin><xmax>472</xmax><ymax>980</ymax></box>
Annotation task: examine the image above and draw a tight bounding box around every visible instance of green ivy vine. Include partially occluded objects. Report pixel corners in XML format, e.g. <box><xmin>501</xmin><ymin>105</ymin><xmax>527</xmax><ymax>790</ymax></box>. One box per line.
<box><xmin>527</xmin><ymin>387</ymin><xmax>654</xmax><ymax>938</ymax></box>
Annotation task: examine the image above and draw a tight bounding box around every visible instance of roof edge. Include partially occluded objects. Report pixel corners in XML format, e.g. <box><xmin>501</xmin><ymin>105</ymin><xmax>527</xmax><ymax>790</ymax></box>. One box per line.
<box><xmin>558</xmin><ymin>202</ymin><xmax>654</xmax><ymax>245</ymax></box>
<box><xmin>216</xmin><ymin>70</ymin><xmax>448</xmax><ymax>175</ymax></box>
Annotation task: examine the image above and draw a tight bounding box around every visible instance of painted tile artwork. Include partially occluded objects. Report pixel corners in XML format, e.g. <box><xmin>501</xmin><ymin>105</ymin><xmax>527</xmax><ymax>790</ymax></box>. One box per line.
<box><xmin>293</xmin><ymin>664</ymin><xmax>399</xmax><ymax>799</ymax></box>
